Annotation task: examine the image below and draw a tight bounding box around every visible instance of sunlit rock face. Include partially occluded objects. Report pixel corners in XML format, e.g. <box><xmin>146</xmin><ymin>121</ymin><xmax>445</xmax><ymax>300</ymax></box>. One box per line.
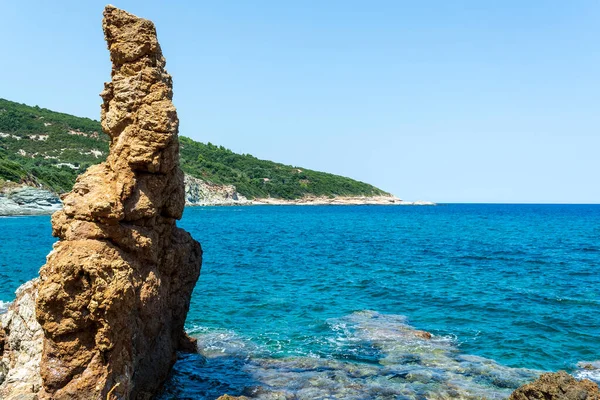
<box><xmin>33</xmin><ymin>6</ymin><xmax>202</xmax><ymax>399</ymax></box>
<box><xmin>509</xmin><ymin>371</ymin><xmax>599</xmax><ymax>400</ymax></box>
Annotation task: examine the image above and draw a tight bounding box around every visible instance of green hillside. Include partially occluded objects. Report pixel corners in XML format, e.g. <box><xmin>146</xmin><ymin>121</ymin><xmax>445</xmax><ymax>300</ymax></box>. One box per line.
<box><xmin>0</xmin><ymin>98</ymin><xmax>389</xmax><ymax>199</ymax></box>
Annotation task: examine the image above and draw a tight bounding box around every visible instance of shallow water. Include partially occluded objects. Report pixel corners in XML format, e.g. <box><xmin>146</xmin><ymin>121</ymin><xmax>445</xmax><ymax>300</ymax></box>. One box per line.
<box><xmin>1</xmin><ymin>204</ymin><xmax>599</xmax><ymax>398</ymax></box>
<box><xmin>159</xmin><ymin>310</ymin><xmax>541</xmax><ymax>399</ymax></box>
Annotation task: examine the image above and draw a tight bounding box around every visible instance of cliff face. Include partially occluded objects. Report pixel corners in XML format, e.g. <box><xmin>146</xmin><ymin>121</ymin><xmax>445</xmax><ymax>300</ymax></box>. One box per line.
<box><xmin>184</xmin><ymin>174</ymin><xmax>249</xmax><ymax>206</ymax></box>
<box><xmin>0</xmin><ymin>185</ymin><xmax>61</xmax><ymax>215</ymax></box>
<box><xmin>25</xmin><ymin>6</ymin><xmax>202</xmax><ymax>399</ymax></box>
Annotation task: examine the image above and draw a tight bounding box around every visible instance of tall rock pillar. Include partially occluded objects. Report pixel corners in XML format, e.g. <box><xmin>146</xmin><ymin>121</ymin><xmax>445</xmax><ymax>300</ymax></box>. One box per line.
<box><xmin>34</xmin><ymin>6</ymin><xmax>202</xmax><ymax>399</ymax></box>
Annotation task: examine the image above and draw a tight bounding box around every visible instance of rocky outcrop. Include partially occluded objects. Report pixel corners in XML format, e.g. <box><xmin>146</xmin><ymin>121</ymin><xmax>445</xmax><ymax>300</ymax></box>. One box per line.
<box><xmin>0</xmin><ymin>179</ymin><xmax>435</xmax><ymax>215</ymax></box>
<box><xmin>184</xmin><ymin>174</ymin><xmax>249</xmax><ymax>206</ymax></box>
<box><xmin>509</xmin><ymin>371</ymin><xmax>600</xmax><ymax>400</ymax></box>
<box><xmin>3</xmin><ymin>6</ymin><xmax>204</xmax><ymax>400</ymax></box>
<box><xmin>0</xmin><ymin>174</ymin><xmax>249</xmax><ymax>215</ymax></box>
<box><xmin>0</xmin><ymin>280</ymin><xmax>43</xmax><ymax>399</ymax></box>
<box><xmin>0</xmin><ymin>185</ymin><xmax>62</xmax><ymax>215</ymax></box>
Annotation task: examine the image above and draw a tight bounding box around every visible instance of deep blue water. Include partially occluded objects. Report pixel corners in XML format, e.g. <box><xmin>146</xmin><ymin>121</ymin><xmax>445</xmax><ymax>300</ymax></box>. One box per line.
<box><xmin>1</xmin><ymin>204</ymin><xmax>599</xmax><ymax>399</ymax></box>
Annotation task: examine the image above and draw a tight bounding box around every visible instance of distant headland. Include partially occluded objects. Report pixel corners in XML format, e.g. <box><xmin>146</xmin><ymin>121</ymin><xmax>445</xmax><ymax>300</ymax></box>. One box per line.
<box><xmin>0</xmin><ymin>98</ymin><xmax>432</xmax><ymax>214</ymax></box>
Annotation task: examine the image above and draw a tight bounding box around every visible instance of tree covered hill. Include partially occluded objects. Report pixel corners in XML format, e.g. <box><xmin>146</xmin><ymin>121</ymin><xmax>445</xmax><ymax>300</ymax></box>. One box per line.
<box><xmin>0</xmin><ymin>98</ymin><xmax>389</xmax><ymax>199</ymax></box>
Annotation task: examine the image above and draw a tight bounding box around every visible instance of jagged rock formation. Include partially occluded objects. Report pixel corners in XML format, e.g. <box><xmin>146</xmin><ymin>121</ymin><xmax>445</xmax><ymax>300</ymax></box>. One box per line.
<box><xmin>0</xmin><ymin>280</ymin><xmax>43</xmax><ymax>399</ymax></box>
<box><xmin>4</xmin><ymin>5</ymin><xmax>205</xmax><ymax>399</ymax></box>
<box><xmin>509</xmin><ymin>371</ymin><xmax>600</xmax><ymax>400</ymax></box>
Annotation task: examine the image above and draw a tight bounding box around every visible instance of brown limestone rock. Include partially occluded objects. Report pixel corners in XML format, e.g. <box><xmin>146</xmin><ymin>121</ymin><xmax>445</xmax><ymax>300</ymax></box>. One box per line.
<box><xmin>34</xmin><ymin>5</ymin><xmax>202</xmax><ymax>399</ymax></box>
<box><xmin>509</xmin><ymin>371</ymin><xmax>600</xmax><ymax>400</ymax></box>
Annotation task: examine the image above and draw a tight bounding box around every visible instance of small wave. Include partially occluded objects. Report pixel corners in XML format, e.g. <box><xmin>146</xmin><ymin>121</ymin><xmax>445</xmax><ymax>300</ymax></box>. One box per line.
<box><xmin>512</xmin><ymin>319</ymin><xmax>566</xmax><ymax>334</ymax></box>
<box><xmin>553</xmin><ymin>296</ymin><xmax>600</xmax><ymax>306</ymax></box>
<box><xmin>187</xmin><ymin>325</ymin><xmax>261</xmax><ymax>358</ymax></box>
<box><xmin>575</xmin><ymin>361</ymin><xmax>600</xmax><ymax>384</ymax></box>
<box><xmin>577</xmin><ymin>247</ymin><xmax>600</xmax><ymax>252</ymax></box>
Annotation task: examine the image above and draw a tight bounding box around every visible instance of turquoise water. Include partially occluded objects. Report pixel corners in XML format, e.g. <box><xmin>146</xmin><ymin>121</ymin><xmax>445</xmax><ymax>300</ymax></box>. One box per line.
<box><xmin>1</xmin><ymin>205</ymin><xmax>599</xmax><ymax>398</ymax></box>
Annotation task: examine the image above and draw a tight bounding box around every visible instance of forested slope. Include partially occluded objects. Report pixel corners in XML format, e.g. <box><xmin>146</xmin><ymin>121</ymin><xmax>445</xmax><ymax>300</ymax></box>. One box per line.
<box><xmin>0</xmin><ymin>98</ymin><xmax>388</xmax><ymax>199</ymax></box>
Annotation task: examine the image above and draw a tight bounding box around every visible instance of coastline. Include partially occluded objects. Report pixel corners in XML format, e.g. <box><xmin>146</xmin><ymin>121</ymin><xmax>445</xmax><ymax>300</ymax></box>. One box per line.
<box><xmin>0</xmin><ymin>186</ymin><xmax>435</xmax><ymax>216</ymax></box>
<box><xmin>250</xmin><ymin>195</ymin><xmax>435</xmax><ymax>206</ymax></box>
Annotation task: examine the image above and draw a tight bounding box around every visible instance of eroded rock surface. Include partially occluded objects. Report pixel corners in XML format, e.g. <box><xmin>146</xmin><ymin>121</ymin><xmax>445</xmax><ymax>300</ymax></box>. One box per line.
<box><xmin>27</xmin><ymin>5</ymin><xmax>202</xmax><ymax>399</ymax></box>
<box><xmin>509</xmin><ymin>371</ymin><xmax>600</xmax><ymax>400</ymax></box>
<box><xmin>0</xmin><ymin>280</ymin><xmax>43</xmax><ymax>399</ymax></box>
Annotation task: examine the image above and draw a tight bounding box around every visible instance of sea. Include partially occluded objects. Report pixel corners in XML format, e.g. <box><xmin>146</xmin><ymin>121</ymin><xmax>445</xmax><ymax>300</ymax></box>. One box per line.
<box><xmin>1</xmin><ymin>204</ymin><xmax>599</xmax><ymax>399</ymax></box>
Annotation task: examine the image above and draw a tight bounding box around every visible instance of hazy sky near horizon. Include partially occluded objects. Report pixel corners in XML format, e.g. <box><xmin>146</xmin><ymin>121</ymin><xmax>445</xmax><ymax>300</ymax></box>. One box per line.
<box><xmin>1</xmin><ymin>1</ymin><xmax>599</xmax><ymax>203</ymax></box>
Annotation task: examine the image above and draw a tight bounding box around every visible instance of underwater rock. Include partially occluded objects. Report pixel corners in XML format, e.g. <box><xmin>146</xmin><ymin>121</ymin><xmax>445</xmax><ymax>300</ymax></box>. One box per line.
<box><xmin>412</xmin><ymin>329</ymin><xmax>432</xmax><ymax>340</ymax></box>
<box><xmin>159</xmin><ymin>311</ymin><xmax>542</xmax><ymax>399</ymax></box>
<box><xmin>25</xmin><ymin>5</ymin><xmax>202</xmax><ymax>399</ymax></box>
<box><xmin>509</xmin><ymin>371</ymin><xmax>600</xmax><ymax>400</ymax></box>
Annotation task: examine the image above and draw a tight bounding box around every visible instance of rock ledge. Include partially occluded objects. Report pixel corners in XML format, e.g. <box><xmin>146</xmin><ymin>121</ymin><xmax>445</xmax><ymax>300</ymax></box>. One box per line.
<box><xmin>509</xmin><ymin>371</ymin><xmax>600</xmax><ymax>400</ymax></box>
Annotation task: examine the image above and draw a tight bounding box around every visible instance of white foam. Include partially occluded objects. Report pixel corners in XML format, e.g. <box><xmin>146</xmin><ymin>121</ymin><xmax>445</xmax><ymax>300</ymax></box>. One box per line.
<box><xmin>575</xmin><ymin>361</ymin><xmax>600</xmax><ymax>384</ymax></box>
<box><xmin>188</xmin><ymin>325</ymin><xmax>260</xmax><ymax>357</ymax></box>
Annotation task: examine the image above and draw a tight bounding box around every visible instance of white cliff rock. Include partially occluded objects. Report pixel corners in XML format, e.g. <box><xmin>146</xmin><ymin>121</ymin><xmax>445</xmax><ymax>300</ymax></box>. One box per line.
<box><xmin>0</xmin><ymin>279</ymin><xmax>43</xmax><ymax>400</ymax></box>
<box><xmin>0</xmin><ymin>186</ymin><xmax>62</xmax><ymax>216</ymax></box>
<box><xmin>184</xmin><ymin>174</ymin><xmax>250</xmax><ymax>206</ymax></box>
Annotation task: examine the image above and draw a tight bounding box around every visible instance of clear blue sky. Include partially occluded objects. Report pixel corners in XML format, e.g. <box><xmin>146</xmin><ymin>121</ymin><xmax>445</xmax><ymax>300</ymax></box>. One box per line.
<box><xmin>1</xmin><ymin>1</ymin><xmax>598</xmax><ymax>203</ymax></box>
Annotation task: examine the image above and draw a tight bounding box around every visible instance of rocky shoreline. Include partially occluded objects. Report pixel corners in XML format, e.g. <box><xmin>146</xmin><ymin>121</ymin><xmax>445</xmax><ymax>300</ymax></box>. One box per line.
<box><xmin>1</xmin><ymin>284</ymin><xmax>598</xmax><ymax>399</ymax></box>
<box><xmin>0</xmin><ymin>185</ymin><xmax>62</xmax><ymax>216</ymax></box>
<box><xmin>0</xmin><ymin>182</ymin><xmax>434</xmax><ymax>216</ymax></box>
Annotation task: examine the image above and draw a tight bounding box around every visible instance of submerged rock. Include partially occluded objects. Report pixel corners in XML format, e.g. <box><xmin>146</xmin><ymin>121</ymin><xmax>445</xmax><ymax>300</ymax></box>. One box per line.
<box><xmin>1</xmin><ymin>5</ymin><xmax>202</xmax><ymax>400</ymax></box>
<box><xmin>509</xmin><ymin>371</ymin><xmax>600</xmax><ymax>400</ymax></box>
<box><xmin>160</xmin><ymin>311</ymin><xmax>542</xmax><ymax>400</ymax></box>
